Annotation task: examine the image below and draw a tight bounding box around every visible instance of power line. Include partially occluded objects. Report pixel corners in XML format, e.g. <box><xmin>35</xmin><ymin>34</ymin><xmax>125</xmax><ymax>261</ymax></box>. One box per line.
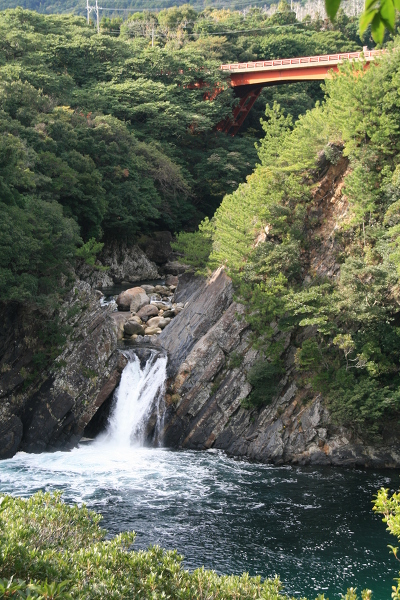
<box><xmin>81</xmin><ymin>0</ymin><xmax>279</xmax><ymax>15</ymax></box>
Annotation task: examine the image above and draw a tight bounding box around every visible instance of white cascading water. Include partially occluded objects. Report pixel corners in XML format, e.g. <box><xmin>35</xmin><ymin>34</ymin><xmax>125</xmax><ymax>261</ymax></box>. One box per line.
<box><xmin>100</xmin><ymin>351</ymin><xmax>168</xmax><ymax>448</ymax></box>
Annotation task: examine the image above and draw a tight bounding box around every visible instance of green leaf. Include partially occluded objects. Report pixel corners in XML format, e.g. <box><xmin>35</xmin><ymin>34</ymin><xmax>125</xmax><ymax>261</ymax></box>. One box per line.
<box><xmin>371</xmin><ymin>11</ymin><xmax>386</xmax><ymax>42</ymax></box>
<box><xmin>360</xmin><ymin>7</ymin><xmax>379</xmax><ymax>34</ymax></box>
<box><xmin>394</xmin><ymin>0</ymin><xmax>400</xmax><ymax>11</ymax></box>
<box><xmin>380</xmin><ymin>0</ymin><xmax>396</xmax><ymax>29</ymax></box>
<box><xmin>325</xmin><ymin>0</ymin><xmax>342</xmax><ymax>20</ymax></box>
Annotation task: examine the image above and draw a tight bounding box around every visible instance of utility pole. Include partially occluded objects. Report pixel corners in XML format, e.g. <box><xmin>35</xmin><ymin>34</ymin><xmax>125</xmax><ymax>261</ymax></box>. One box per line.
<box><xmin>151</xmin><ymin>26</ymin><xmax>154</xmax><ymax>47</ymax></box>
<box><xmin>86</xmin><ymin>0</ymin><xmax>91</xmax><ymax>24</ymax></box>
<box><xmin>96</xmin><ymin>0</ymin><xmax>100</xmax><ymax>34</ymax></box>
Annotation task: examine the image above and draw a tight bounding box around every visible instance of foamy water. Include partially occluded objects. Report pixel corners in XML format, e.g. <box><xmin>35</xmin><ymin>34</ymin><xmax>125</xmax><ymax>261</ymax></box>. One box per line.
<box><xmin>0</xmin><ymin>351</ymin><xmax>398</xmax><ymax>598</ymax></box>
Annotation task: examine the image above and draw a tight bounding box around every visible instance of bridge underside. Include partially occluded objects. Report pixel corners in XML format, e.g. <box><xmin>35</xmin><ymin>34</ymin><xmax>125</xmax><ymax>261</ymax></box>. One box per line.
<box><xmin>217</xmin><ymin>65</ymin><xmax>339</xmax><ymax>135</ymax></box>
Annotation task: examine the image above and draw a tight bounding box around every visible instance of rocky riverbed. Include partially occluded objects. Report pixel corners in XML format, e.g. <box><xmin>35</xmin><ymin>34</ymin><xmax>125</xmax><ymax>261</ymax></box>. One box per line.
<box><xmin>110</xmin><ymin>276</ymin><xmax>186</xmax><ymax>341</ymax></box>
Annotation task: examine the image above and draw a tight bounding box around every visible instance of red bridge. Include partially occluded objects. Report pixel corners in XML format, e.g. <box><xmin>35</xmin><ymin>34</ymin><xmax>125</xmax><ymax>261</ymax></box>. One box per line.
<box><xmin>217</xmin><ymin>49</ymin><xmax>382</xmax><ymax>135</ymax></box>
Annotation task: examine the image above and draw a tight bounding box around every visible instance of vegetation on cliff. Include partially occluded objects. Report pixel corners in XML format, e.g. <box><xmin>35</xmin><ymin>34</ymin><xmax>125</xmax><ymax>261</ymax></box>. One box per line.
<box><xmin>177</xmin><ymin>43</ymin><xmax>400</xmax><ymax>437</ymax></box>
<box><xmin>0</xmin><ymin>5</ymin><xmax>365</xmax><ymax>303</ymax></box>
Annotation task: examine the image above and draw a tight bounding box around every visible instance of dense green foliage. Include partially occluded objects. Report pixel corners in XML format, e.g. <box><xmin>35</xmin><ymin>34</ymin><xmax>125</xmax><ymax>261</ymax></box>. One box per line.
<box><xmin>0</xmin><ymin>492</ymin><xmax>376</xmax><ymax>599</ymax></box>
<box><xmin>180</xmin><ymin>43</ymin><xmax>400</xmax><ymax>436</ymax></box>
<box><xmin>0</xmin><ymin>492</ymin><xmax>291</xmax><ymax>599</ymax></box>
<box><xmin>0</xmin><ymin>6</ymin><xmax>362</xmax><ymax>303</ymax></box>
<box><xmin>373</xmin><ymin>487</ymin><xmax>400</xmax><ymax>600</ymax></box>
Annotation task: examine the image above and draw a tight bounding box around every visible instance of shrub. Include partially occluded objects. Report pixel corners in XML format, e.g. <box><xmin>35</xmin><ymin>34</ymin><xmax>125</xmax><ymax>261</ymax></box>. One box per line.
<box><xmin>242</xmin><ymin>359</ymin><xmax>284</xmax><ymax>408</ymax></box>
<box><xmin>0</xmin><ymin>492</ymin><xmax>291</xmax><ymax>600</ymax></box>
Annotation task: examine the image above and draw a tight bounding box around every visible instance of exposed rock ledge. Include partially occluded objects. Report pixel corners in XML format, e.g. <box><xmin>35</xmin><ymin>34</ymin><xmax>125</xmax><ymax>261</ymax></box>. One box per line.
<box><xmin>159</xmin><ymin>269</ymin><xmax>400</xmax><ymax>468</ymax></box>
<box><xmin>2</xmin><ymin>266</ymin><xmax>400</xmax><ymax>467</ymax></box>
<box><xmin>76</xmin><ymin>240</ymin><xmax>159</xmax><ymax>288</ymax></box>
<box><xmin>0</xmin><ymin>281</ymin><xmax>125</xmax><ymax>458</ymax></box>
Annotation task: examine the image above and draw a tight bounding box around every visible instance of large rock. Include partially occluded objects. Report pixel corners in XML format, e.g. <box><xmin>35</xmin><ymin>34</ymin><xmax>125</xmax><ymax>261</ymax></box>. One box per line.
<box><xmin>136</xmin><ymin>304</ymin><xmax>159</xmax><ymax>321</ymax></box>
<box><xmin>110</xmin><ymin>312</ymin><xmax>129</xmax><ymax>340</ymax></box>
<box><xmin>0</xmin><ymin>415</ymin><xmax>23</xmax><ymax>459</ymax></box>
<box><xmin>158</xmin><ymin>269</ymin><xmax>400</xmax><ymax>468</ymax></box>
<box><xmin>116</xmin><ymin>287</ymin><xmax>149</xmax><ymax>312</ymax></box>
<box><xmin>0</xmin><ymin>281</ymin><xmax>126</xmax><ymax>457</ymax></box>
<box><xmin>147</xmin><ymin>316</ymin><xmax>170</xmax><ymax>329</ymax></box>
<box><xmin>159</xmin><ymin>268</ymin><xmax>234</xmax><ymax>377</ymax></box>
<box><xmin>76</xmin><ymin>240</ymin><xmax>159</xmax><ymax>288</ymax></box>
<box><xmin>124</xmin><ymin>321</ymin><xmax>145</xmax><ymax>336</ymax></box>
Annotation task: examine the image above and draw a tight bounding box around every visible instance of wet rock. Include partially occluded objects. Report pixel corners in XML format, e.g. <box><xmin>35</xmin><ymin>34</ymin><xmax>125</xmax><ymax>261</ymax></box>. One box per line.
<box><xmin>152</xmin><ymin>302</ymin><xmax>168</xmax><ymax>310</ymax></box>
<box><xmin>137</xmin><ymin>304</ymin><xmax>159</xmax><ymax>321</ymax></box>
<box><xmin>0</xmin><ymin>415</ymin><xmax>23</xmax><ymax>459</ymax></box>
<box><xmin>124</xmin><ymin>321</ymin><xmax>145</xmax><ymax>336</ymax></box>
<box><xmin>162</xmin><ymin>309</ymin><xmax>175</xmax><ymax>318</ymax></box>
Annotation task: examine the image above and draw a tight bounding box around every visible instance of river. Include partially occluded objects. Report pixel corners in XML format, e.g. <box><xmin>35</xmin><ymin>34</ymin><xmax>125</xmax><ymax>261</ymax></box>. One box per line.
<box><xmin>0</xmin><ymin>352</ymin><xmax>398</xmax><ymax>599</ymax></box>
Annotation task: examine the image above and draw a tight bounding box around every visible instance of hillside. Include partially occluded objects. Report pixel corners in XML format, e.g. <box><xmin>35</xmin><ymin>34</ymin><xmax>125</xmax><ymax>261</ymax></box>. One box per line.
<box><xmin>0</xmin><ymin>5</ymin><xmax>363</xmax><ymax>304</ymax></box>
<box><xmin>175</xmin><ymin>42</ymin><xmax>400</xmax><ymax>441</ymax></box>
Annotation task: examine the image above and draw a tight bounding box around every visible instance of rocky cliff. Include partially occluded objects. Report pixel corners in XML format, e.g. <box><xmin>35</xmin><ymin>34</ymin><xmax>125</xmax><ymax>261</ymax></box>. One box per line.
<box><xmin>158</xmin><ymin>269</ymin><xmax>400</xmax><ymax>467</ymax></box>
<box><xmin>3</xmin><ymin>174</ymin><xmax>400</xmax><ymax>467</ymax></box>
<box><xmin>157</xmin><ymin>157</ymin><xmax>400</xmax><ymax>468</ymax></box>
<box><xmin>0</xmin><ymin>281</ymin><xmax>126</xmax><ymax>458</ymax></box>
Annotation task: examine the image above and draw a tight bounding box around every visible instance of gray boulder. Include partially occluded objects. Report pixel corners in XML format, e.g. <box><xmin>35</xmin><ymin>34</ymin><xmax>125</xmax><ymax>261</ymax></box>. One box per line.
<box><xmin>116</xmin><ymin>287</ymin><xmax>149</xmax><ymax>312</ymax></box>
<box><xmin>124</xmin><ymin>321</ymin><xmax>146</xmax><ymax>336</ymax></box>
<box><xmin>137</xmin><ymin>305</ymin><xmax>159</xmax><ymax>321</ymax></box>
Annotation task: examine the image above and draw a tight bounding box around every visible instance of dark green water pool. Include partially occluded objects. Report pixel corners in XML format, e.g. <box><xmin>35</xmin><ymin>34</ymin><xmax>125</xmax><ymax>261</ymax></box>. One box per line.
<box><xmin>0</xmin><ymin>446</ymin><xmax>398</xmax><ymax>598</ymax></box>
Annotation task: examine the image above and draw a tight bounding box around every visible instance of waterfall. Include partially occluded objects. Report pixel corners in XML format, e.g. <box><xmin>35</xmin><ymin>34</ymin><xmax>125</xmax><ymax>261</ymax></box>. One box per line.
<box><xmin>100</xmin><ymin>351</ymin><xmax>167</xmax><ymax>448</ymax></box>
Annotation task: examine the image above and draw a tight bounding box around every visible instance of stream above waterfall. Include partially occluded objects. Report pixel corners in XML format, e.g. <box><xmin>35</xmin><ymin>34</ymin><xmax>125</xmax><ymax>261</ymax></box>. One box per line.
<box><xmin>0</xmin><ymin>352</ymin><xmax>399</xmax><ymax>598</ymax></box>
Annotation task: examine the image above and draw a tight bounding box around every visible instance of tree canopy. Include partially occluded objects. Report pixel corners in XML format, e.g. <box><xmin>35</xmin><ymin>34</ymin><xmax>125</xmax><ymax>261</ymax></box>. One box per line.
<box><xmin>0</xmin><ymin>6</ymin><xmax>363</xmax><ymax>302</ymax></box>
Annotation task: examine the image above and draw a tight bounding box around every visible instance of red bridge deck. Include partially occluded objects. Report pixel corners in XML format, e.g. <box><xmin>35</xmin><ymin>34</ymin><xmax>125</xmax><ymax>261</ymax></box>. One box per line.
<box><xmin>217</xmin><ymin>49</ymin><xmax>382</xmax><ymax>135</ymax></box>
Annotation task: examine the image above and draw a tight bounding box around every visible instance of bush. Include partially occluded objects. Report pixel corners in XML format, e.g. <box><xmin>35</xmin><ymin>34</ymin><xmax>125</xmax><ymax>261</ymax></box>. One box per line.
<box><xmin>171</xmin><ymin>217</ymin><xmax>214</xmax><ymax>272</ymax></box>
<box><xmin>242</xmin><ymin>359</ymin><xmax>284</xmax><ymax>408</ymax></box>
<box><xmin>0</xmin><ymin>492</ymin><xmax>291</xmax><ymax>600</ymax></box>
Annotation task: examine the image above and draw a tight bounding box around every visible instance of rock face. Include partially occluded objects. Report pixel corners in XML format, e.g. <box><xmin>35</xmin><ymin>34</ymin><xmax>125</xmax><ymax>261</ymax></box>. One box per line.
<box><xmin>138</xmin><ymin>231</ymin><xmax>173</xmax><ymax>265</ymax></box>
<box><xmin>0</xmin><ymin>281</ymin><xmax>124</xmax><ymax>457</ymax></box>
<box><xmin>159</xmin><ymin>270</ymin><xmax>400</xmax><ymax>468</ymax></box>
<box><xmin>77</xmin><ymin>240</ymin><xmax>159</xmax><ymax>288</ymax></box>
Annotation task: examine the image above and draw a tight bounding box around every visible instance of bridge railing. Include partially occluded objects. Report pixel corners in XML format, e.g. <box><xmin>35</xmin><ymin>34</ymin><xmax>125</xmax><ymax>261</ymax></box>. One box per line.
<box><xmin>220</xmin><ymin>49</ymin><xmax>383</xmax><ymax>72</ymax></box>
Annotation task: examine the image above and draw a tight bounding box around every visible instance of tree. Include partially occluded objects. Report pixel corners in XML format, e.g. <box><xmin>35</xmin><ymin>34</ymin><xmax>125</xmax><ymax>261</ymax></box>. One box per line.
<box><xmin>325</xmin><ymin>0</ymin><xmax>399</xmax><ymax>42</ymax></box>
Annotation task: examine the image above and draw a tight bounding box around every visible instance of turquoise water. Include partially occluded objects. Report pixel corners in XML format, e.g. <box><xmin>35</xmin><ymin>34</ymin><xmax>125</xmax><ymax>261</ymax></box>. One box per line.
<box><xmin>0</xmin><ymin>445</ymin><xmax>398</xmax><ymax>599</ymax></box>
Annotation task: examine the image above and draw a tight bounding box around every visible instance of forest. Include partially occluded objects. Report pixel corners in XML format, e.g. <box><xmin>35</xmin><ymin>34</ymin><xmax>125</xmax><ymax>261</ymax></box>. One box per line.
<box><xmin>0</xmin><ymin>3</ymin><xmax>364</xmax><ymax>303</ymax></box>
<box><xmin>4</xmin><ymin>2</ymin><xmax>400</xmax><ymax>598</ymax></box>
